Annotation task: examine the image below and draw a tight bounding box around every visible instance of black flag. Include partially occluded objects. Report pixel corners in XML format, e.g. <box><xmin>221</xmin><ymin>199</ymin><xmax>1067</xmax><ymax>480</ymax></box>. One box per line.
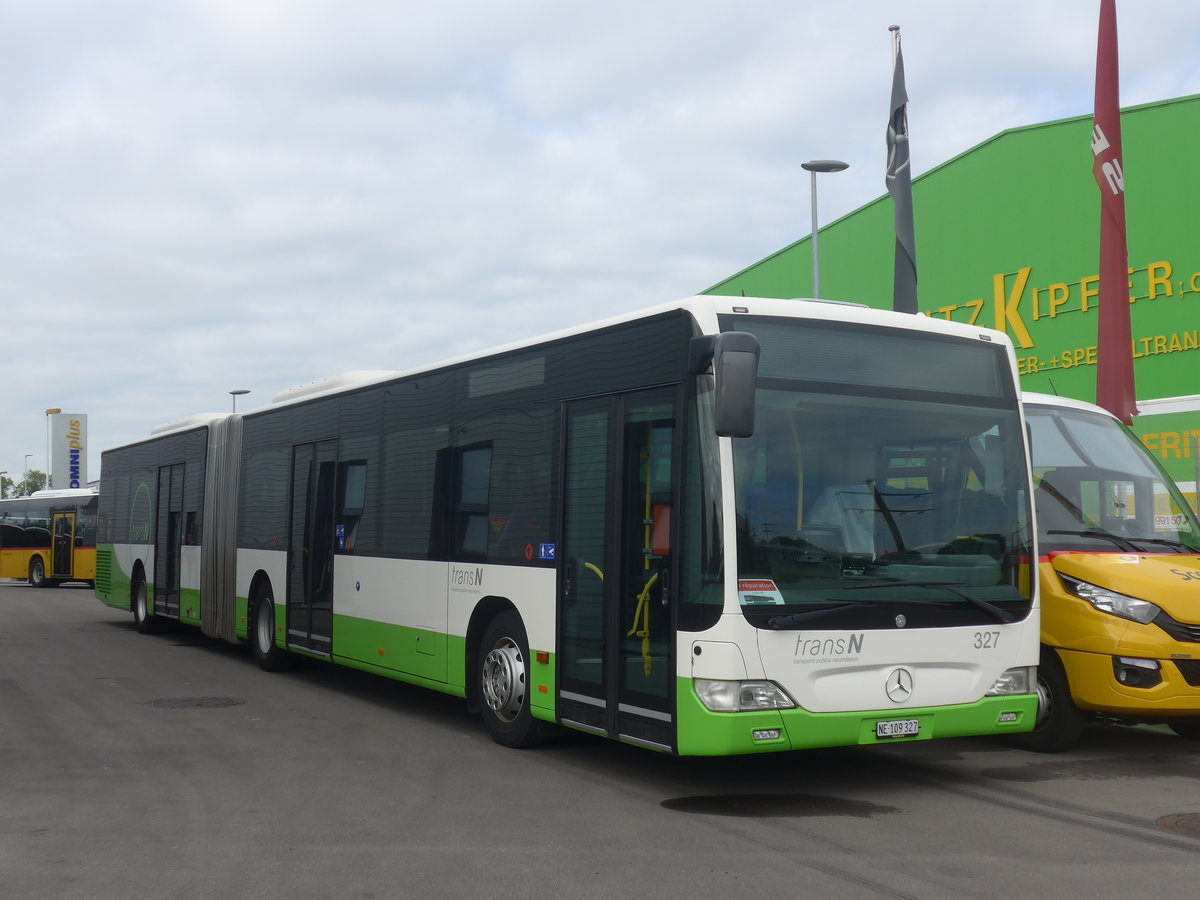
<box><xmin>886</xmin><ymin>31</ymin><xmax>918</xmax><ymax>314</ymax></box>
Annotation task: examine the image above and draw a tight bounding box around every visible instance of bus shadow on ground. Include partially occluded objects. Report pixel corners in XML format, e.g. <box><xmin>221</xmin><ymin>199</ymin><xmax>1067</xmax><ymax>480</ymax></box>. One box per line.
<box><xmin>660</xmin><ymin>792</ymin><xmax>897</xmax><ymax>818</ymax></box>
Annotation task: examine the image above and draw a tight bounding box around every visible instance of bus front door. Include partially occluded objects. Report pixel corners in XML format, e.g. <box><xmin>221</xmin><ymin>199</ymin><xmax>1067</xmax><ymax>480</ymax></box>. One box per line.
<box><xmin>154</xmin><ymin>464</ymin><xmax>184</xmax><ymax>617</ymax></box>
<box><xmin>287</xmin><ymin>440</ymin><xmax>337</xmax><ymax>656</ymax></box>
<box><xmin>52</xmin><ymin>513</ymin><xmax>75</xmax><ymax>580</ymax></box>
<box><xmin>559</xmin><ymin>388</ymin><xmax>678</xmax><ymax>752</ymax></box>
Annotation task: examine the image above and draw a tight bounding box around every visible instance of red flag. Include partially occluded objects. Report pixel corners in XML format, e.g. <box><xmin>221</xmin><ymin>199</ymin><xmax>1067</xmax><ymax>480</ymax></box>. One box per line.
<box><xmin>1092</xmin><ymin>0</ymin><xmax>1137</xmax><ymax>424</ymax></box>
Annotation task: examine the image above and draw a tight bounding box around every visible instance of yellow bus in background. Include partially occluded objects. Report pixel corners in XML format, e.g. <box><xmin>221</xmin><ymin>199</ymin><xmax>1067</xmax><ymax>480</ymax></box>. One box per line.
<box><xmin>0</xmin><ymin>489</ymin><xmax>98</xmax><ymax>587</ymax></box>
<box><xmin>1022</xmin><ymin>393</ymin><xmax>1200</xmax><ymax>751</ymax></box>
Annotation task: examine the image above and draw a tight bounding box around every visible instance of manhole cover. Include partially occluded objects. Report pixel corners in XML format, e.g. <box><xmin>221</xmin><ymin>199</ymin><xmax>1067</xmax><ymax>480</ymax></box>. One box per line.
<box><xmin>145</xmin><ymin>697</ymin><xmax>246</xmax><ymax>709</ymax></box>
<box><xmin>1157</xmin><ymin>813</ymin><xmax>1200</xmax><ymax>835</ymax></box>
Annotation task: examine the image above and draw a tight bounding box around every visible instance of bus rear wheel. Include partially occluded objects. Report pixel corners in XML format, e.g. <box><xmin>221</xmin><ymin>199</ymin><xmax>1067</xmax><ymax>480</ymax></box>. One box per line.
<box><xmin>478</xmin><ymin>611</ymin><xmax>541</xmax><ymax>748</ymax></box>
<box><xmin>252</xmin><ymin>585</ymin><xmax>292</xmax><ymax>672</ymax></box>
<box><xmin>132</xmin><ymin>573</ymin><xmax>158</xmax><ymax>634</ymax></box>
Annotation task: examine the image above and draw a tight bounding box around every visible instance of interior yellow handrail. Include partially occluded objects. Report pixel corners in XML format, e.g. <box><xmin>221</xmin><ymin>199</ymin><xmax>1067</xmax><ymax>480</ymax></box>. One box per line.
<box><xmin>627</xmin><ymin>571</ymin><xmax>658</xmax><ymax>677</ymax></box>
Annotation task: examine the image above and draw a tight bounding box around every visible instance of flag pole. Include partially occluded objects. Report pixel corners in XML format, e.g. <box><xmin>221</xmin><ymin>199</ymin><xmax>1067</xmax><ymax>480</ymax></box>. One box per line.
<box><xmin>886</xmin><ymin>25</ymin><xmax>918</xmax><ymax>314</ymax></box>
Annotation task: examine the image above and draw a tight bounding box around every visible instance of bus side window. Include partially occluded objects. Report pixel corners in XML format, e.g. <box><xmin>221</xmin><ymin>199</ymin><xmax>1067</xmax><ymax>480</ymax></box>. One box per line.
<box><xmin>336</xmin><ymin>461</ymin><xmax>368</xmax><ymax>554</ymax></box>
<box><xmin>454</xmin><ymin>446</ymin><xmax>492</xmax><ymax>561</ymax></box>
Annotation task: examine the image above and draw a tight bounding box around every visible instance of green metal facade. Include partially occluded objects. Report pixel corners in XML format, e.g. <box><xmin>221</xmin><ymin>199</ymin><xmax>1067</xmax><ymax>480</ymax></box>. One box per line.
<box><xmin>705</xmin><ymin>94</ymin><xmax>1200</xmax><ymax>487</ymax></box>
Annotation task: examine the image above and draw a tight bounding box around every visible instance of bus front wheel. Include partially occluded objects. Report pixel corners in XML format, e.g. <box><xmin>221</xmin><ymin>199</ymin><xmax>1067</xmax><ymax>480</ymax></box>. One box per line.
<box><xmin>252</xmin><ymin>586</ymin><xmax>291</xmax><ymax>672</ymax></box>
<box><xmin>28</xmin><ymin>556</ymin><xmax>50</xmax><ymax>588</ymax></box>
<box><xmin>478</xmin><ymin>611</ymin><xmax>541</xmax><ymax>748</ymax></box>
<box><xmin>1013</xmin><ymin>647</ymin><xmax>1086</xmax><ymax>753</ymax></box>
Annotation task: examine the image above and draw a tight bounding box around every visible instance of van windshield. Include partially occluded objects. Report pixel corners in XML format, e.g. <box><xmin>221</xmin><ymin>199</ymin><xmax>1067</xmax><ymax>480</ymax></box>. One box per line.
<box><xmin>1026</xmin><ymin>403</ymin><xmax>1200</xmax><ymax>553</ymax></box>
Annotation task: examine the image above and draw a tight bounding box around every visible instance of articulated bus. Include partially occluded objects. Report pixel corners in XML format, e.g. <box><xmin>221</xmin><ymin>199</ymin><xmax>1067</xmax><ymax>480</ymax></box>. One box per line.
<box><xmin>1021</xmin><ymin>392</ymin><xmax>1200</xmax><ymax>751</ymax></box>
<box><xmin>0</xmin><ymin>489</ymin><xmax>98</xmax><ymax>587</ymax></box>
<box><xmin>95</xmin><ymin>296</ymin><xmax>1039</xmax><ymax>755</ymax></box>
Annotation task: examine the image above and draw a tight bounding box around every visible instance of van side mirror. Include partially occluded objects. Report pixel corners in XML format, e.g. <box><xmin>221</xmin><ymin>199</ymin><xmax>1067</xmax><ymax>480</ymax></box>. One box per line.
<box><xmin>691</xmin><ymin>332</ymin><xmax>759</xmax><ymax>438</ymax></box>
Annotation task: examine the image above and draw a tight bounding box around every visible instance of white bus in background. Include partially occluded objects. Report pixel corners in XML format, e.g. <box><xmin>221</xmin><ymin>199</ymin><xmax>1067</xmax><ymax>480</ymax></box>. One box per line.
<box><xmin>96</xmin><ymin>296</ymin><xmax>1039</xmax><ymax>755</ymax></box>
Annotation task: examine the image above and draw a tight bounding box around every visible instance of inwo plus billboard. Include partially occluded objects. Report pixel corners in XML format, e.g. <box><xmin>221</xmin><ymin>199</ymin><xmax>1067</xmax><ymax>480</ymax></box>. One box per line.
<box><xmin>50</xmin><ymin>413</ymin><xmax>87</xmax><ymax>489</ymax></box>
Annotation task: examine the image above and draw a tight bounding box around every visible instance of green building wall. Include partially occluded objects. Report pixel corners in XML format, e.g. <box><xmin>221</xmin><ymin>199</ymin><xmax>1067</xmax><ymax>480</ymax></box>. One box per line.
<box><xmin>704</xmin><ymin>94</ymin><xmax>1200</xmax><ymax>490</ymax></box>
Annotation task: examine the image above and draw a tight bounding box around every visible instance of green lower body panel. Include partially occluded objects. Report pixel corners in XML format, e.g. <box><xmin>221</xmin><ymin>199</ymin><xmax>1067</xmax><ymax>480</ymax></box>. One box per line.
<box><xmin>94</xmin><ymin>545</ymin><xmax>131</xmax><ymax>611</ymax></box>
<box><xmin>235</xmin><ymin>595</ymin><xmax>249</xmax><ymax>639</ymax></box>
<box><xmin>528</xmin><ymin>651</ymin><xmax>556</xmax><ymax>721</ymax></box>
<box><xmin>332</xmin><ymin>613</ymin><xmax>452</xmax><ymax>682</ymax></box>
<box><xmin>178</xmin><ymin>587</ymin><xmax>202</xmax><ymax>626</ymax></box>
<box><xmin>675</xmin><ymin>678</ymin><xmax>1038</xmax><ymax>756</ymax></box>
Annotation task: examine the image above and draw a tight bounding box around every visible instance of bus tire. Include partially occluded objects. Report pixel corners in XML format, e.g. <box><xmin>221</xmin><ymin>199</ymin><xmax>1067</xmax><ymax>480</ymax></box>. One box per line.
<box><xmin>478</xmin><ymin>610</ymin><xmax>541</xmax><ymax>748</ymax></box>
<box><xmin>132</xmin><ymin>573</ymin><xmax>158</xmax><ymax>634</ymax></box>
<box><xmin>28</xmin><ymin>556</ymin><xmax>48</xmax><ymax>588</ymax></box>
<box><xmin>251</xmin><ymin>585</ymin><xmax>291</xmax><ymax>672</ymax></box>
<box><xmin>1013</xmin><ymin>647</ymin><xmax>1086</xmax><ymax>753</ymax></box>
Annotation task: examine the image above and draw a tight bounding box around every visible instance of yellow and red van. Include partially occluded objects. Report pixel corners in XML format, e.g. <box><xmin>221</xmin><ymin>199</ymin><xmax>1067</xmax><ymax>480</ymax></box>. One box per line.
<box><xmin>1022</xmin><ymin>393</ymin><xmax>1200</xmax><ymax>750</ymax></box>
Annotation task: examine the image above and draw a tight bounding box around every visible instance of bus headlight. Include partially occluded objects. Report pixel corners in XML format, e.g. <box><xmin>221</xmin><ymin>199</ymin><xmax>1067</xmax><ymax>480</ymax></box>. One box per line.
<box><xmin>695</xmin><ymin>679</ymin><xmax>796</xmax><ymax>712</ymax></box>
<box><xmin>986</xmin><ymin>666</ymin><xmax>1035</xmax><ymax>696</ymax></box>
<box><xmin>1058</xmin><ymin>574</ymin><xmax>1161</xmax><ymax>624</ymax></box>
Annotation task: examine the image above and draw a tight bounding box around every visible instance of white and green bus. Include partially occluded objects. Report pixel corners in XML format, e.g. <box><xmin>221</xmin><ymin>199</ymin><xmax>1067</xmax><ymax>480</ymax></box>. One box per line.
<box><xmin>95</xmin><ymin>296</ymin><xmax>1039</xmax><ymax>755</ymax></box>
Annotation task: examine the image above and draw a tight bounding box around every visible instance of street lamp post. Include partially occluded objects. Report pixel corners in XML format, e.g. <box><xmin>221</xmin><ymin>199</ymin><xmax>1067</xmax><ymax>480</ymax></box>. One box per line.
<box><xmin>23</xmin><ymin>454</ymin><xmax>33</xmax><ymax>496</ymax></box>
<box><xmin>229</xmin><ymin>389</ymin><xmax>250</xmax><ymax>413</ymax></box>
<box><xmin>801</xmin><ymin>159</ymin><xmax>850</xmax><ymax>298</ymax></box>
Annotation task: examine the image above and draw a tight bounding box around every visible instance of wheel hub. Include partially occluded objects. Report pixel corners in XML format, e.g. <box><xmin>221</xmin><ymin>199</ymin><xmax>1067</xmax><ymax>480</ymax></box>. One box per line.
<box><xmin>1034</xmin><ymin>673</ymin><xmax>1052</xmax><ymax>728</ymax></box>
<box><xmin>256</xmin><ymin>604</ymin><xmax>273</xmax><ymax>652</ymax></box>
<box><xmin>481</xmin><ymin>639</ymin><xmax>526</xmax><ymax>722</ymax></box>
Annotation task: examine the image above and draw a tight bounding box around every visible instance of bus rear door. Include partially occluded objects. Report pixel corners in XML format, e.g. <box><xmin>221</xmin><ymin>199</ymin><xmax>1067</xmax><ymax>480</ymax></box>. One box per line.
<box><xmin>287</xmin><ymin>440</ymin><xmax>337</xmax><ymax>656</ymax></box>
<box><xmin>154</xmin><ymin>464</ymin><xmax>185</xmax><ymax>617</ymax></box>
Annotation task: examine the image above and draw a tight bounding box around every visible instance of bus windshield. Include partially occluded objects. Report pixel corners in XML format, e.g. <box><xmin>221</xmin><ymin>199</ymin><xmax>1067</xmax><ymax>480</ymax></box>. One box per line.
<box><xmin>725</xmin><ymin>316</ymin><xmax>1033</xmax><ymax>631</ymax></box>
<box><xmin>1026</xmin><ymin>403</ymin><xmax>1200</xmax><ymax>553</ymax></box>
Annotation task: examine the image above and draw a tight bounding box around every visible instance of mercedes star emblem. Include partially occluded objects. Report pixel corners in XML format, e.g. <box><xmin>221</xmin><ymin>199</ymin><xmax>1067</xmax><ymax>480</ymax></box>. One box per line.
<box><xmin>886</xmin><ymin>667</ymin><xmax>914</xmax><ymax>703</ymax></box>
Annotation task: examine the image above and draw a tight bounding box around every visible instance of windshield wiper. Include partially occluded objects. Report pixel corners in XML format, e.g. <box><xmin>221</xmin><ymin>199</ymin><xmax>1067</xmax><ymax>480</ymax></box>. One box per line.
<box><xmin>844</xmin><ymin>578</ymin><xmax>1015</xmax><ymax>624</ymax></box>
<box><xmin>1124</xmin><ymin>536</ymin><xmax>1199</xmax><ymax>553</ymax></box>
<box><xmin>766</xmin><ymin>601</ymin><xmax>872</xmax><ymax>630</ymax></box>
<box><xmin>1045</xmin><ymin>529</ymin><xmax>1140</xmax><ymax>552</ymax></box>
<box><xmin>867</xmin><ymin>479</ymin><xmax>907</xmax><ymax>553</ymax></box>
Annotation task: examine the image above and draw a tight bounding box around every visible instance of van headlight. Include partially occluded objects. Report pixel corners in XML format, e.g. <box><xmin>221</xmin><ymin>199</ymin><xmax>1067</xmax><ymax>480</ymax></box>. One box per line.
<box><xmin>1058</xmin><ymin>574</ymin><xmax>1161</xmax><ymax>624</ymax></box>
<box><xmin>695</xmin><ymin>679</ymin><xmax>796</xmax><ymax>712</ymax></box>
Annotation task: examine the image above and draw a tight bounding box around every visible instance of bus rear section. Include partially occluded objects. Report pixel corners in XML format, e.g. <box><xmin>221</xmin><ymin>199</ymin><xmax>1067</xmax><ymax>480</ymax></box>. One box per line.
<box><xmin>1021</xmin><ymin>394</ymin><xmax>1200</xmax><ymax>751</ymax></box>
<box><xmin>673</xmin><ymin>306</ymin><xmax>1039</xmax><ymax>755</ymax></box>
<box><xmin>93</xmin><ymin>420</ymin><xmax>214</xmax><ymax>632</ymax></box>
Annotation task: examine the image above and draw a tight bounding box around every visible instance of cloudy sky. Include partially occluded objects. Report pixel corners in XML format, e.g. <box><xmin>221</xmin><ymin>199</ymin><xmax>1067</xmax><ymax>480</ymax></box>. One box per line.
<box><xmin>3</xmin><ymin>0</ymin><xmax>1199</xmax><ymax>484</ymax></box>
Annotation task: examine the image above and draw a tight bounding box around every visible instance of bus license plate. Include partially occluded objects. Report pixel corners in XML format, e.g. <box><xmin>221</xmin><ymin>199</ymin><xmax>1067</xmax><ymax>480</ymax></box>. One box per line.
<box><xmin>876</xmin><ymin>718</ymin><xmax>920</xmax><ymax>739</ymax></box>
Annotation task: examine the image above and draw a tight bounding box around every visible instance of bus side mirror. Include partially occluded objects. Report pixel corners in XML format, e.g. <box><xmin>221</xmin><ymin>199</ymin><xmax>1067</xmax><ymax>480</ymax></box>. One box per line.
<box><xmin>710</xmin><ymin>332</ymin><xmax>759</xmax><ymax>438</ymax></box>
